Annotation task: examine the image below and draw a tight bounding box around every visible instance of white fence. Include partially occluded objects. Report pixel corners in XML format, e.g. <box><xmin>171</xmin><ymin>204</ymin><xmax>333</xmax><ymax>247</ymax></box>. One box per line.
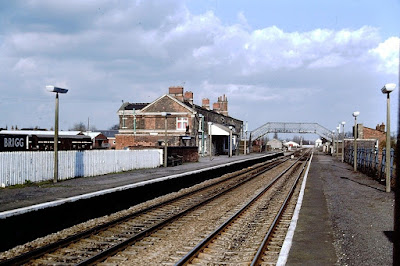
<box><xmin>0</xmin><ymin>149</ymin><xmax>163</xmax><ymax>187</ymax></box>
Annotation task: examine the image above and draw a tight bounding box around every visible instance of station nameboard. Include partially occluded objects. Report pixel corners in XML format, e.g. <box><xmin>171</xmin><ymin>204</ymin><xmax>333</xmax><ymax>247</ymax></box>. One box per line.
<box><xmin>0</xmin><ymin>134</ymin><xmax>28</xmax><ymax>151</ymax></box>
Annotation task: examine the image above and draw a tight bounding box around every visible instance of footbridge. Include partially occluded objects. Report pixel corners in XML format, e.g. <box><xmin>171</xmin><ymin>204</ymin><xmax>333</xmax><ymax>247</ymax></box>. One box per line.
<box><xmin>250</xmin><ymin>122</ymin><xmax>333</xmax><ymax>142</ymax></box>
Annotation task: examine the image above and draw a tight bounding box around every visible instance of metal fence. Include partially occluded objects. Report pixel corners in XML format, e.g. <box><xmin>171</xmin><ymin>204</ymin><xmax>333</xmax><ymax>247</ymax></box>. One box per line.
<box><xmin>0</xmin><ymin>149</ymin><xmax>163</xmax><ymax>187</ymax></box>
<box><xmin>344</xmin><ymin>147</ymin><xmax>395</xmax><ymax>181</ymax></box>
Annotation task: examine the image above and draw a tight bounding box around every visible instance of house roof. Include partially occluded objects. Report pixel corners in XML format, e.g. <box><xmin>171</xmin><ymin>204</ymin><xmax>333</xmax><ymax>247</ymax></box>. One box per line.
<box><xmin>267</xmin><ymin>138</ymin><xmax>282</xmax><ymax>144</ymax></box>
<box><xmin>119</xmin><ymin>102</ymin><xmax>149</xmax><ymax>111</ymax></box>
<box><xmin>192</xmin><ymin>103</ymin><xmax>243</xmax><ymax>123</ymax></box>
<box><xmin>283</xmin><ymin>141</ymin><xmax>300</xmax><ymax>147</ymax></box>
<box><xmin>82</xmin><ymin>132</ymin><xmax>108</xmax><ymax>140</ymax></box>
<box><xmin>100</xmin><ymin>130</ymin><xmax>118</xmax><ymax>138</ymax></box>
<box><xmin>0</xmin><ymin>130</ymin><xmax>82</xmax><ymax>136</ymax></box>
<box><xmin>140</xmin><ymin>94</ymin><xmax>196</xmax><ymax>113</ymax></box>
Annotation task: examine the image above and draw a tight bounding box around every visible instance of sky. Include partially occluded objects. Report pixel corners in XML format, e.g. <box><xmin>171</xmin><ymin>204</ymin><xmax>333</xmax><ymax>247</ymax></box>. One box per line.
<box><xmin>0</xmin><ymin>0</ymin><xmax>399</xmax><ymax>139</ymax></box>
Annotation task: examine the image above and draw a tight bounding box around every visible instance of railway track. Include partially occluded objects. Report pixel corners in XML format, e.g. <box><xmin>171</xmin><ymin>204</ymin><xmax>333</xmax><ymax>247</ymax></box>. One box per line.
<box><xmin>175</xmin><ymin>150</ymin><xmax>311</xmax><ymax>265</ymax></box>
<box><xmin>1</xmin><ymin>153</ymin><xmax>294</xmax><ymax>265</ymax></box>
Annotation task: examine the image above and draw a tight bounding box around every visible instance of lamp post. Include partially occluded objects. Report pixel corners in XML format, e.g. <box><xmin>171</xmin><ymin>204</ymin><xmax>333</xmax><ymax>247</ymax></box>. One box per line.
<box><xmin>341</xmin><ymin>121</ymin><xmax>346</xmax><ymax>162</ymax></box>
<box><xmin>199</xmin><ymin>114</ymin><xmax>205</xmax><ymax>156</ymax></box>
<box><xmin>133</xmin><ymin>108</ymin><xmax>136</xmax><ymax>135</ymax></box>
<box><xmin>244</xmin><ymin>121</ymin><xmax>248</xmax><ymax>155</ymax></box>
<box><xmin>336</xmin><ymin>126</ymin><xmax>340</xmax><ymax>158</ymax></box>
<box><xmin>332</xmin><ymin>130</ymin><xmax>335</xmax><ymax>155</ymax></box>
<box><xmin>352</xmin><ymin>111</ymin><xmax>360</xmax><ymax>171</ymax></box>
<box><xmin>208</xmin><ymin>122</ymin><xmax>213</xmax><ymax>160</ymax></box>
<box><xmin>228</xmin><ymin>126</ymin><xmax>233</xmax><ymax>157</ymax></box>
<box><xmin>382</xmin><ymin>83</ymin><xmax>396</xmax><ymax>192</ymax></box>
<box><xmin>46</xmin><ymin>85</ymin><xmax>68</xmax><ymax>183</ymax></box>
<box><xmin>161</xmin><ymin>112</ymin><xmax>171</xmax><ymax>167</ymax></box>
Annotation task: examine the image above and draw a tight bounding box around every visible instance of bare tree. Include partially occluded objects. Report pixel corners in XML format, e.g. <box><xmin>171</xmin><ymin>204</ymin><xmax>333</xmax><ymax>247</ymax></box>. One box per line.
<box><xmin>70</xmin><ymin>122</ymin><xmax>86</xmax><ymax>131</ymax></box>
<box><xmin>109</xmin><ymin>124</ymin><xmax>119</xmax><ymax>130</ymax></box>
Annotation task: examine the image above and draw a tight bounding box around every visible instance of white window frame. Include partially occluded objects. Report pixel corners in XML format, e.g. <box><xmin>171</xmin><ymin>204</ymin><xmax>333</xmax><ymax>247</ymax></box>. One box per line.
<box><xmin>176</xmin><ymin>117</ymin><xmax>188</xmax><ymax>130</ymax></box>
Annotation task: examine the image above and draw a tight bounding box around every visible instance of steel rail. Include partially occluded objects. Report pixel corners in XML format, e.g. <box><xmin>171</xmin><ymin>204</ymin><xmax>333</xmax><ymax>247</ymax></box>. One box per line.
<box><xmin>175</xmin><ymin>154</ymin><xmax>305</xmax><ymax>266</ymax></box>
<box><xmin>250</xmin><ymin>151</ymin><xmax>311</xmax><ymax>265</ymax></box>
<box><xmin>0</xmin><ymin>155</ymin><xmax>287</xmax><ymax>266</ymax></box>
<box><xmin>77</xmin><ymin>157</ymin><xmax>289</xmax><ymax>265</ymax></box>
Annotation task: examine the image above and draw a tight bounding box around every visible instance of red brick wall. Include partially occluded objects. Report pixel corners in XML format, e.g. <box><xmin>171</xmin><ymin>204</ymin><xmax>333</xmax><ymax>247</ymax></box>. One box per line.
<box><xmin>363</xmin><ymin>127</ymin><xmax>385</xmax><ymax>149</ymax></box>
<box><xmin>168</xmin><ymin>146</ymin><xmax>199</xmax><ymax>162</ymax></box>
<box><xmin>115</xmin><ymin>134</ymin><xmax>181</xmax><ymax>150</ymax></box>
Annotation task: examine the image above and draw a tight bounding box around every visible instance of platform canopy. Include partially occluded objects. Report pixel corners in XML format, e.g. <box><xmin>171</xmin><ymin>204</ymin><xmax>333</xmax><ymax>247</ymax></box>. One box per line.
<box><xmin>250</xmin><ymin>122</ymin><xmax>333</xmax><ymax>142</ymax></box>
<box><xmin>209</xmin><ymin>124</ymin><xmax>230</xmax><ymax>136</ymax></box>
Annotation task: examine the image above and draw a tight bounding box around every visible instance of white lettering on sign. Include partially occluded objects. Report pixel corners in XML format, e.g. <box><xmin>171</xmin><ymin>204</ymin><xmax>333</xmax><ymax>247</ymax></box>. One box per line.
<box><xmin>4</xmin><ymin>138</ymin><xmax>25</xmax><ymax>148</ymax></box>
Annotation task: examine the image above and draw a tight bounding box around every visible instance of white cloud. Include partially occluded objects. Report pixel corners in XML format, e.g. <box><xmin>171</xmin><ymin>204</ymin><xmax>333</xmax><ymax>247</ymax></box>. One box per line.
<box><xmin>369</xmin><ymin>37</ymin><xmax>399</xmax><ymax>74</ymax></box>
<box><xmin>0</xmin><ymin>1</ymin><xmax>398</xmax><ymax>131</ymax></box>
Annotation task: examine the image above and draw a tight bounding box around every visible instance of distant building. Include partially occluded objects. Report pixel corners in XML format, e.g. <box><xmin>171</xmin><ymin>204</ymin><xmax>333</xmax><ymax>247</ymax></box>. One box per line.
<box><xmin>315</xmin><ymin>138</ymin><xmax>322</xmax><ymax>147</ymax></box>
<box><xmin>0</xmin><ymin>130</ymin><xmax>92</xmax><ymax>151</ymax></box>
<box><xmin>115</xmin><ymin>86</ymin><xmax>243</xmax><ymax>156</ymax></box>
<box><xmin>267</xmin><ymin>138</ymin><xmax>282</xmax><ymax>150</ymax></box>
<box><xmin>283</xmin><ymin>141</ymin><xmax>299</xmax><ymax>150</ymax></box>
<box><xmin>101</xmin><ymin>130</ymin><xmax>118</xmax><ymax>149</ymax></box>
<box><xmin>83</xmin><ymin>132</ymin><xmax>109</xmax><ymax>149</ymax></box>
<box><xmin>344</xmin><ymin>123</ymin><xmax>386</xmax><ymax>152</ymax></box>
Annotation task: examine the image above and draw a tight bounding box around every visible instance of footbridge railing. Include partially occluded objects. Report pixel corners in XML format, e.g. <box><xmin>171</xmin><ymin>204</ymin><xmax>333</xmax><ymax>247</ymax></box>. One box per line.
<box><xmin>250</xmin><ymin>122</ymin><xmax>333</xmax><ymax>142</ymax></box>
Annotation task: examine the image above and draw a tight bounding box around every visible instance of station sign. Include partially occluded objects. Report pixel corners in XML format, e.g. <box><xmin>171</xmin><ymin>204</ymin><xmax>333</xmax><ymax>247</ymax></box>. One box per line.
<box><xmin>0</xmin><ymin>134</ymin><xmax>28</xmax><ymax>151</ymax></box>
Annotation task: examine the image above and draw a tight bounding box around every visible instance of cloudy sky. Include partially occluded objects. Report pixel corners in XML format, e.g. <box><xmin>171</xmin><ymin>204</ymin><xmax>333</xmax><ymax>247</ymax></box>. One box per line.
<box><xmin>0</xmin><ymin>0</ymin><xmax>399</xmax><ymax>137</ymax></box>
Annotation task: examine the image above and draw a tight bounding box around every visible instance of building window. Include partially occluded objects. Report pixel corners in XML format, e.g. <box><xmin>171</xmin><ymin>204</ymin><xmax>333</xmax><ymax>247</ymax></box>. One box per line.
<box><xmin>177</xmin><ymin>117</ymin><xmax>188</xmax><ymax>130</ymax></box>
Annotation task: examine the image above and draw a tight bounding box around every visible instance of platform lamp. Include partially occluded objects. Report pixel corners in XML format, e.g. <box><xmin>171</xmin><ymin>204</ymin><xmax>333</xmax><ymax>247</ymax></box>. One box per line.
<box><xmin>381</xmin><ymin>83</ymin><xmax>396</xmax><ymax>193</ymax></box>
<box><xmin>228</xmin><ymin>126</ymin><xmax>233</xmax><ymax>157</ymax></box>
<box><xmin>46</xmin><ymin>85</ymin><xmax>68</xmax><ymax>183</ymax></box>
<box><xmin>352</xmin><ymin>111</ymin><xmax>360</xmax><ymax>172</ymax></box>
<box><xmin>336</xmin><ymin>126</ymin><xmax>340</xmax><ymax>158</ymax></box>
<box><xmin>244</xmin><ymin>121</ymin><xmax>248</xmax><ymax>155</ymax></box>
<box><xmin>341</xmin><ymin>121</ymin><xmax>346</xmax><ymax>162</ymax></box>
<box><xmin>208</xmin><ymin>122</ymin><xmax>213</xmax><ymax>160</ymax></box>
<box><xmin>332</xmin><ymin>130</ymin><xmax>335</xmax><ymax>155</ymax></box>
<box><xmin>199</xmin><ymin>114</ymin><xmax>205</xmax><ymax>156</ymax></box>
<box><xmin>161</xmin><ymin>112</ymin><xmax>171</xmax><ymax>167</ymax></box>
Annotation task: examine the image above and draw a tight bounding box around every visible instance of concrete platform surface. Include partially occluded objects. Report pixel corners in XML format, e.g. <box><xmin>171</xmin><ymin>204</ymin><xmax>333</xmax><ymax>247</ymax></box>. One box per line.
<box><xmin>0</xmin><ymin>153</ymin><xmax>268</xmax><ymax>213</ymax></box>
<box><xmin>287</xmin><ymin>152</ymin><xmax>394</xmax><ymax>265</ymax></box>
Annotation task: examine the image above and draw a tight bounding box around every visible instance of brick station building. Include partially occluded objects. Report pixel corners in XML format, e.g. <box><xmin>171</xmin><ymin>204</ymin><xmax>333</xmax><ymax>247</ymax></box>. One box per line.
<box><xmin>115</xmin><ymin>86</ymin><xmax>243</xmax><ymax>157</ymax></box>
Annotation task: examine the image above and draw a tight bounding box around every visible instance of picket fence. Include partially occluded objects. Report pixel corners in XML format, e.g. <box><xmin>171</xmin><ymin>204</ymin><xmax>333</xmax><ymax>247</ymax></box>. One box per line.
<box><xmin>0</xmin><ymin>149</ymin><xmax>163</xmax><ymax>187</ymax></box>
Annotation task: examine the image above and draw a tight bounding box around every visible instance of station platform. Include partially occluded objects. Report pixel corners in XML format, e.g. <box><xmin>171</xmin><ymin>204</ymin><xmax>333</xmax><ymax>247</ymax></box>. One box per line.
<box><xmin>0</xmin><ymin>153</ymin><xmax>271</xmax><ymax>213</ymax></box>
<box><xmin>285</xmin><ymin>152</ymin><xmax>394</xmax><ymax>265</ymax></box>
<box><xmin>1</xmin><ymin>152</ymin><xmax>284</xmax><ymax>251</ymax></box>
<box><xmin>1</xmin><ymin>151</ymin><xmax>393</xmax><ymax>264</ymax></box>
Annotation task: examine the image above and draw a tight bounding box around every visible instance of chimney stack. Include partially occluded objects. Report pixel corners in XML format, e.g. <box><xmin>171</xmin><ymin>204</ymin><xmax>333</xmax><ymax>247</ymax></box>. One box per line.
<box><xmin>218</xmin><ymin>94</ymin><xmax>228</xmax><ymax>116</ymax></box>
<box><xmin>213</xmin><ymin>102</ymin><xmax>221</xmax><ymax>113</ymax></box>
<box><xmin>184</xmin><ymin>91</ymin><xmax>194</xmax><ymax>105</ymax></box>
<box><xmin>169</xmin><ymin>86</ymin><xmax>184</xmax><ymax>101</ymax></box>
<box><xmin>379</xmin><ymin>122</ymin><xmax>385</xmax><ymax>132</ymax></box>
<box><xmin>202</xmin><ymin>98</ymin><xmax>210</xmax><ymax>110</ymax></box>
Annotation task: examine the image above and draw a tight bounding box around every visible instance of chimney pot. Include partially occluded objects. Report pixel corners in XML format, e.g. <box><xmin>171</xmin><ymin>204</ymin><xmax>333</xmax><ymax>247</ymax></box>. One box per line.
<box><xmin>202</xmin><ymin>98</ymin><xmax>210</xmax><ymax>110</ymax></box>
<box><xmin>184</xmin><ymin>91</ymin><xmax>194</xmax><ymax>105</ymax></box>
<box><xmin>213</xmin><ymin>102</ymin><xmax>221</xmax><ymax>113</ymax></box>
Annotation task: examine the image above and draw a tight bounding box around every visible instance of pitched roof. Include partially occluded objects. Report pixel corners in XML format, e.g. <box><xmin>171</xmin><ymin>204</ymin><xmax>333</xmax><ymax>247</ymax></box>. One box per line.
<box><xmin>100</xmin><ymin>130</ymin><xmax>118</xmax><ymax>138</ymax></box>
<box><xmin>140</xmin><ymin>94</ymin><xmax>195</xmax><ymax>113</ymax></box>
<box><xmin>0</xmin><ymin>130</ymin><xmax>82</xmax><ymax>136</ymax></box>
<box><xmin>118</xmin><ymin>102</ymin><xmax>150</xmax><ymax>111</ymax></box>
<box><xmin>192</xmin><ymin>104</ymin><xmax>243</xmax><ymax>123</ymax></box>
